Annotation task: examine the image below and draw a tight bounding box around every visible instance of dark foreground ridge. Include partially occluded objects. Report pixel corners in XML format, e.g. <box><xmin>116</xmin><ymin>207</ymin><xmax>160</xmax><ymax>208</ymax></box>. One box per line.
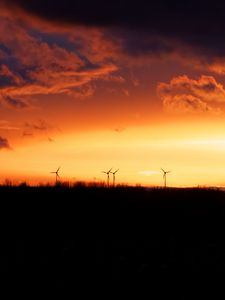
<box><xmin>1</xmin><ymin>185</ymin><xmax>225</xmax><ymax>290</ymax></box>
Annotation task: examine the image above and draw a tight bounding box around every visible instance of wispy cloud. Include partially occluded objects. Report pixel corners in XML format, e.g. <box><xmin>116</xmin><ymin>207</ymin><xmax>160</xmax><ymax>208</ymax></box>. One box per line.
<box><xmin>0</xmin><ymin>120</ymin><xmax>20</xmax><ymax>131</ymax></box>
<box><xmin>22</xmin><ymin>119</ymin><xmax>57</xmax><ymax>140</ymax></box>
<box><xmin>0</xmin><ymin>16</ymin><xmax>118</xmax><ymax>109</ymax></box>
<box><xmin>24</xmin><ymin>119</ymin><xmax>53</xmax><ymax>131</ymax></box>
<box><xmin>22</xmin><ymin>131</ymin><xmax>33</xmax><ymax>137</ymax></box>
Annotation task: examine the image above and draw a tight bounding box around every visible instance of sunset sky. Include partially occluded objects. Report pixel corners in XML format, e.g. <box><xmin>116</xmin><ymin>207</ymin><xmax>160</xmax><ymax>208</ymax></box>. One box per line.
<box><xmin>1</xmin><ymin>0</ymin><xmax>225</xmax><ymax>186</ymax></box>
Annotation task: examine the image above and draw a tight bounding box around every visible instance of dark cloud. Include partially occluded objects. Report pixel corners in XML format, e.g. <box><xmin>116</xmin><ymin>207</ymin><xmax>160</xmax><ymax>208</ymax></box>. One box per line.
<box><xmin>0</xmin><ymin>136</ymin><xmax>11</xmax><ymax>149</ymax></box>
<box><xmin>114</xmin><ymin>30</ymin><xmax>174</xmax><ymax>57</ymax></box>
<box><xmin>0</xmin><ymin>65</ymin><xmax>23</xmax><ymax>86</ymax></box>
<box><xmin>4</xmin><ymin>0</ymin><xmax>225</xmax><ymax>58</ymax></box>
<box><xmin>1</xmin><ymin>95</ymin><xmax>31</xmax><ymax>109</ymax></box>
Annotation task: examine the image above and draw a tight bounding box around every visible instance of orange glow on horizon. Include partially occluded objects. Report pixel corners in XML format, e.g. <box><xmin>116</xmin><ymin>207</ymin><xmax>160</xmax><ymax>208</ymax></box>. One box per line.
<box><xmin>1</xmin><ymin>119</ymin><xmax>225</xmax><ymax>188</ymax></box>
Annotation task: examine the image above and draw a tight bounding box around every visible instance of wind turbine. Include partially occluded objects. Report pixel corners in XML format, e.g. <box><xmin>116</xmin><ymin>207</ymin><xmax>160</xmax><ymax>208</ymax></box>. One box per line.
<box><xmin>161</xmin><ymin>168</ymin><xmax>171</xmax><ymax>188</ymax></box>
<box><xmin>110</xmin><ymin>169</ymin><xmax>119</xmax><ymax>187</ymax></box>
<box><xmin>102</xmin><ymin>168</ymin><xmax>112</xmax><ymax>187</ymax></box>
<box><xmin>50</xmin><ymin>167</ymin><xmax>60</xmax><ymax>185</ymax></box>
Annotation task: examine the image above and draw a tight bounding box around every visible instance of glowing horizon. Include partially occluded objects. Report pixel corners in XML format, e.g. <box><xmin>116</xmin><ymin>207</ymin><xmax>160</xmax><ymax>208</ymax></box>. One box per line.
<box><xmin>1</xmin><ymin>121</ymin><xmax>225</xmax><ymax>188</ymax></box>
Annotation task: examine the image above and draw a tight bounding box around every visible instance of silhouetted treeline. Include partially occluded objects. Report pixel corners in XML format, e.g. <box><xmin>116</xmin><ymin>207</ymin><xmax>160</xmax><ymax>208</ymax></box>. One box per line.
<box><xmin>1</xmin><ymin>185</ymin><xmax>225</xmax><ymax>294</ymax></box>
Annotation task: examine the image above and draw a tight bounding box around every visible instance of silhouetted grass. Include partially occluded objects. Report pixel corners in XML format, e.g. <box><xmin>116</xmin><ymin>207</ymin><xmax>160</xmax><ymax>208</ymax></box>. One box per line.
<box><xmin>1</xmin><ymin>185</ymin><xmax>225</xmax><ymax>293</ymax></box>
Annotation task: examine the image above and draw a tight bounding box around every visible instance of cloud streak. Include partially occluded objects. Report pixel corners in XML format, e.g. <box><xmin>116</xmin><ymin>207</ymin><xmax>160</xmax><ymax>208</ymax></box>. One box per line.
<box><xmin>0</xmin><ymin>120</ymin><xmax>20</xmax><ymax>131</ymax></box>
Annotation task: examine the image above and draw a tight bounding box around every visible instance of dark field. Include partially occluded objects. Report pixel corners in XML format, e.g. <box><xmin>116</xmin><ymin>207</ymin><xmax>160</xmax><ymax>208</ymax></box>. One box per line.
<box><xmin>2</xmin><ymin>185</ymin><xmax>225</xmax><ymax>291</ymax></box>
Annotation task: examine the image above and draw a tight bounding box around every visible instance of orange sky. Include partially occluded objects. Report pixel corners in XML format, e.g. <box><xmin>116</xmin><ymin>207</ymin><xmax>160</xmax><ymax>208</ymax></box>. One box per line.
<box><xmin>1</xmin><ymin>2</ymin><xmax>225</xmax><ymax>187</ymax></box>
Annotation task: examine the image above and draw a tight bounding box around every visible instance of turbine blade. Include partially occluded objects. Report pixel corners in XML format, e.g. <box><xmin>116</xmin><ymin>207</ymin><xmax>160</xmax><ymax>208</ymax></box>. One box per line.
<box><xmin>161</xmin><ymin>168</ymin><xmax>165</xmax><ymax>173</ymax></box>
<box><xmin>57</xmin><ymin>167</ymin><xmax>61</xmax><ymax>172</ymax></box>
<box><xmin>114</xmin><ymin>169</ymin><xmax>119</xmax><ymax>174</ymax></box>
<box><xmin>108</xmin><ymin>168</ymin><xmax>113</xmax><ymax>173</ymax></box>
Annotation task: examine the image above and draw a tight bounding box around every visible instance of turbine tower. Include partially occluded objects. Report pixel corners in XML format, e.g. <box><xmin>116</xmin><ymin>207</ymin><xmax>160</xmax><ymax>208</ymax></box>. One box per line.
<box><xmin>110</xmin><ymin>169</ymin><xmax>119</xmax><ymax>187</ymax></box>
<box><xmin>102</xmin><ymin>168</ymin><xmax>112</xmax><ymax>187</ymax></box>
<box><xmin>161</xmin><ymin>168</ymin><xmax>171</xmax><ymax>188</ymax></box>
<box><xmin>51</xmin><ymin>167</ymin><xmax>60</xmax><ymax>185</ymax></box>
